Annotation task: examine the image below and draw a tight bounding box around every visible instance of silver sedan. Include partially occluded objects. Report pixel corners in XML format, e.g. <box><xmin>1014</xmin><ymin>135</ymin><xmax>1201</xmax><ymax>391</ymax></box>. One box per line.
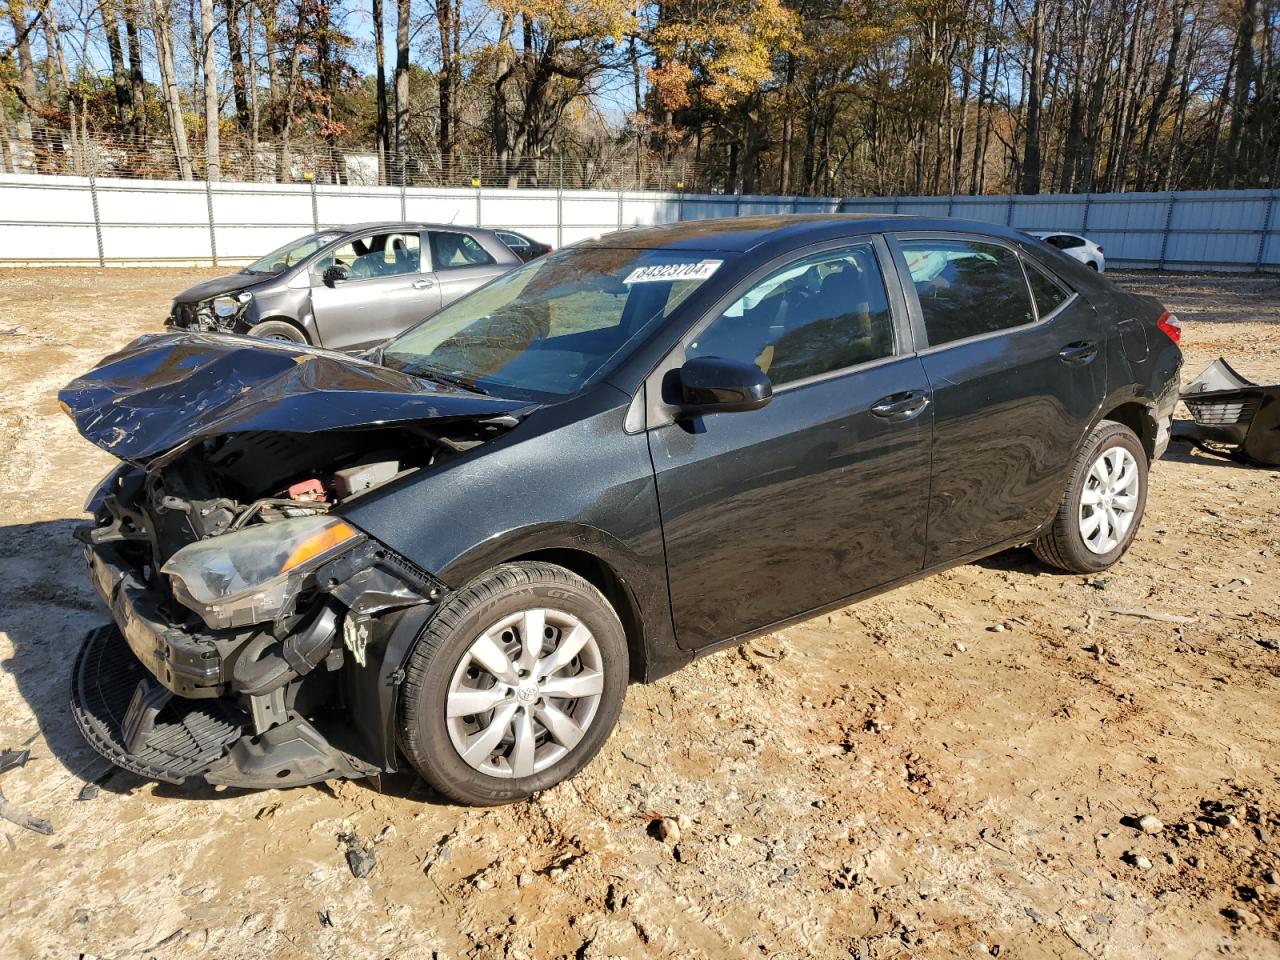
<box><xmin>165</xmin><ymin>222</ymin><xmax>521</xmax><ymax>350</ymax></box>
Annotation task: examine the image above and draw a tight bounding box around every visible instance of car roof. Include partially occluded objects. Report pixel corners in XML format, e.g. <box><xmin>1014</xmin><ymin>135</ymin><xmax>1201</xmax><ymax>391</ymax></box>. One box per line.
<box><xmin>330</xmin><ymin>222</ymin><xmax>494</xmax><ymax>236</ymax></box>
<box><xmin>580</xmin><ymin>214</ymin><xmax>1033</xmax><ymax>253</ymax></box>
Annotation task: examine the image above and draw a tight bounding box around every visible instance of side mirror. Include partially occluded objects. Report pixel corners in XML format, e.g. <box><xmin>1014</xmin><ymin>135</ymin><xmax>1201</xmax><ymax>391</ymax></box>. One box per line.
<box><xmin>322</xmin><ymin>264</ymin><xmax>347</xmax><ymax>288</ymax></box>
<box><xmin>675</xmin><ymin>356</ymin><xmax>773</xmax><ymax>415</ymax></box>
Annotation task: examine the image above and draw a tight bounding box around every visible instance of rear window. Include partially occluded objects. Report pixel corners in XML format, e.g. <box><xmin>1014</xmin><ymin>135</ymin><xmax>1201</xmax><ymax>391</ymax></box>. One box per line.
<box><xmin>901</xmin><ymin>239</ymin><xmax>1035</xmax><ymax>346</ymax></box>
<box><xmin>430</xmin><ymin>232</ymin><xmax>496</xmax><ymax>270</ymax></box>
<box><xmin>1025</xmin><ymin>260</ymin><xmax>1071</xmax><ymax>318</ymax></box>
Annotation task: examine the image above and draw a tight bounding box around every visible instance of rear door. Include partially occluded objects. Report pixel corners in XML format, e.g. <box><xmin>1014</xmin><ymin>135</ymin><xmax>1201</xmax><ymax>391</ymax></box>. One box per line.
<box><xmin>427</xmin><ymin>231</ymin><xmax>510</xmax><ymax>308</ymax></box>
<box><xmin>889</xmin><ymin>234</ymin><xmax>1104</xmax><ymax>565</ymax></box>
<box><xmin>646</xmin><ymin>237</ymin><xmax>933</xmax><ymax>650</ymax></box>
<box><xmin>309</xmin><ymin>230</ymin><xmax>439</xmax><ymax>349</ymax></box>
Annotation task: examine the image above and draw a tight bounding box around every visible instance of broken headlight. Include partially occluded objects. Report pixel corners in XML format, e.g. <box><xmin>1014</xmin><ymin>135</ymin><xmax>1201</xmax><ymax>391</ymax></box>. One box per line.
<box><xmin>162</xmin><ymin>515</ymin><xmax>363</xmax><ymax>629</ymax></box>
<box><xmin>210</xmin><ymin>291</ymin><xmax>252</xmax><ymax>318</ymax></box>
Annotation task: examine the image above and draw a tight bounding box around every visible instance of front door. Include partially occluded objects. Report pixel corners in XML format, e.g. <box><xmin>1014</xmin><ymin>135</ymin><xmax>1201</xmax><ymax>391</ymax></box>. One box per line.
<box><xmin>309</xmin><ymin>230</ymin><xmax>440</xmax><ymax>350</ymax></box>
<box><xmin>647</xmin><ymin>239</ymin><xmax>933</xmax><ymax>650</ymax></box>
<box><xmin>890</xmin><ymin>235</ymin><xmax>1104</xmax><ymax>565</ymax></box>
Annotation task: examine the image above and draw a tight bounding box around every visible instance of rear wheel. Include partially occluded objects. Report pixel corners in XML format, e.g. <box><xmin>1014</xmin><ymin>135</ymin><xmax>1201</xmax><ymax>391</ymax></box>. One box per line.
<box><xmin>398</xmin><ymin>562</ymin><xmax>628</xmax><ymax>805</ymax></box>
<box><xmin>1033</xmin><ymin>420</ymin><xmax>1148</xmax><ymax>573</ymax></box>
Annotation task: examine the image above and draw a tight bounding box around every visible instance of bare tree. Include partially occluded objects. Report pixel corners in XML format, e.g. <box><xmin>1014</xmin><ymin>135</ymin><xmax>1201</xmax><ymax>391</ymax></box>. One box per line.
<box><xmin>149</xmin><ymin>0</ymin><xmax>195</xmax><ymax>177</ymax></box>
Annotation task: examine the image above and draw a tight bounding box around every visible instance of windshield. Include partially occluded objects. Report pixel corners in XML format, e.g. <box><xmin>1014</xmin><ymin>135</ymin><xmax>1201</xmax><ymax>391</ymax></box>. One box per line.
<box><xmin>381</xmin><ymin>247</ymin><xmax>727</xmax><ymax>399</ymax></box>
<box><xmin>245</xmin><ymin>231</ymin><xmax>344</xmax><ymax>274</ymax></box>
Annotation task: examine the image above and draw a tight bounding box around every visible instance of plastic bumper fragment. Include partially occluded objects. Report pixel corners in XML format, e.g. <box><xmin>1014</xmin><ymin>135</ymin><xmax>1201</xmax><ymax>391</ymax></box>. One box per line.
<box><xmin>1175</xmin><ymin>358</ymin><xmax>1280</xmax><ymax>466</ymax></box>
<box><xmin>71</xmin><ymin>625</ymin><xmax>375</xmax><ymax>789</ymax></box>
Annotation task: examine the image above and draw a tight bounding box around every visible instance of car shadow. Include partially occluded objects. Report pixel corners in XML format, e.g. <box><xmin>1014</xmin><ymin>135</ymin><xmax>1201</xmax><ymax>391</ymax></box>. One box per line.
<box><xmin>0</xmin><ymin>519</ymin><xmax>125</xmax><ymax>789</ymax></box>
<box><xmin>0</xmin><ymin>519</ymin><xmax>449</xmax><ymax>804</ymax></box>
<box><xmin>1161</xmin><ymin>423</ymin><xmax>1270</xmax><ymax>470</ymax></box>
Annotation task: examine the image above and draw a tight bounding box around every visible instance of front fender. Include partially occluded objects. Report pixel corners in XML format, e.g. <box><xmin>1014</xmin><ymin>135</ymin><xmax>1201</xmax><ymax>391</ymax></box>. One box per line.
<box><xmin>342</xmin><ymin>388</ymin><xmax>684</xmax><ymax>687</ymax></box>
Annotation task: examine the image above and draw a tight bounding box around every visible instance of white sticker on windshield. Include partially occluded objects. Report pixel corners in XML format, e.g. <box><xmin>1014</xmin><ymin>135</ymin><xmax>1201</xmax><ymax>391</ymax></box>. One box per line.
<box><xmin>624</xmin><ymin>259</ymin><xmax>722</xmax><ymax>285</ymax></box>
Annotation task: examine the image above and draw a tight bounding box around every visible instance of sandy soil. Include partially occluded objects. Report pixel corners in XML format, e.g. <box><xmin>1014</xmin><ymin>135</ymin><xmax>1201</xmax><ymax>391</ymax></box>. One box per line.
<box><xmin>0</xmin><ymin>267</ymin><xmax>1277</xmax><ymax>960</ymax></box>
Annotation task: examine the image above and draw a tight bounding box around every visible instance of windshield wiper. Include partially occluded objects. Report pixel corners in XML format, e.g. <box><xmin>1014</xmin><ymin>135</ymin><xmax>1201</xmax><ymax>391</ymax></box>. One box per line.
<box><xmin>410</xmin><ymin>363</ymin><xmax>491</xmax><ymax>396</ymax></box>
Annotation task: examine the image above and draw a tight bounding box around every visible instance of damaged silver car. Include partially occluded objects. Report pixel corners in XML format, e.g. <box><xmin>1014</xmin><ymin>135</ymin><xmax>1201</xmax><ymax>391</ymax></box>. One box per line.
<box><xmin>165</xmin><ymin>223</ymin><xmax>519</xmax><ymax>350</ymax></box>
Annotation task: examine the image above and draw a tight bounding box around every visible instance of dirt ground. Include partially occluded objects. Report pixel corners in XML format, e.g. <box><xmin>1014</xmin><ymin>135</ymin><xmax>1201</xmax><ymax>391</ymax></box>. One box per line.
<box><xmin>0</xmin><ymin>267</ymin><xmax>1277</xmax><ymax>960</ymax></box>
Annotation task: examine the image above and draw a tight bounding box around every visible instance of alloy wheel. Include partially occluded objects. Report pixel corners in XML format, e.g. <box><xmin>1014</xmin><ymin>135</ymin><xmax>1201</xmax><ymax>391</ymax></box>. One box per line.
<box><xmin>1078</xmin><ymin>445</ymin><xmax>1140</xmax><ymax>554</ymax></box>
<box><xmin>444</xmin><ymin>608</ymin><xmax>604</xmax><ymax>778</ymax></box>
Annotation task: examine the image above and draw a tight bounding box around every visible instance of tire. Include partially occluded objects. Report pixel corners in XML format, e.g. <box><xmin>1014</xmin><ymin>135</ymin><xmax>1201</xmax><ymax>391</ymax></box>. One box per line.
<box><xmin>1033</xmin><ymin>420</ymin><xmax>1148</xmax><ymax>573</ymax></box>
<box><xmin>246</xmin><ymin>319</ymin><xmax>308</xmax><ymax>343</ymax></box>
<box><xmin>1087</xmin><ymin>261</ymin><xmax>1099</xmax><ymax>271</ymax></box>
<box><xmin>398</xmin><ymin>561</ymin><xmax>628</xmax><ymax>805</ymax></box>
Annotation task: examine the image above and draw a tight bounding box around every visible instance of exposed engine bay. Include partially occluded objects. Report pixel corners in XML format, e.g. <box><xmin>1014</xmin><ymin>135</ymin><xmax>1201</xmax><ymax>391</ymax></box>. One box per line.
<box><xmin>71</xmin><ymin>419</ymin><xmax>519</xmax><ymax>789</ymax></box>
<box><xmin>84</xmin><ymin>420</ymin><xmax>498</xmax><ymax>575</ymax></box>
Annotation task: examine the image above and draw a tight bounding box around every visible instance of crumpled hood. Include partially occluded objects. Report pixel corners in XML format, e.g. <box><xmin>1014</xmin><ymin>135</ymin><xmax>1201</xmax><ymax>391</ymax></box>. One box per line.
<box><xmin>172</xmin><ymin>271</ymin><xmax>278</xmax><ymax>303</ymax></box>
<box><xmin>59</xmin><ymin>332</ymin><xmax>530</xmax><ymax>462</ymax></box>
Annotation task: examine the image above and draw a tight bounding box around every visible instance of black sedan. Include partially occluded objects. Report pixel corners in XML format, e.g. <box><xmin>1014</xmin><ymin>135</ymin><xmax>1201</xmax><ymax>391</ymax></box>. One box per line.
<box><xmin>62</xmin><ymin>215</ymin><xmax>1182</xmax><ymax>806</ymax></box>
<box><xmin>495</xmin><ymin>229</ymin><xmax>554</xmax><ymax>262</ymax></box>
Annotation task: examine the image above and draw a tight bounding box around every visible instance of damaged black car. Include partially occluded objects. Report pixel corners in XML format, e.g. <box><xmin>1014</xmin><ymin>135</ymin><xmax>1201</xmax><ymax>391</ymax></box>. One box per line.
<box><xmin>62</xmin><ymin>216</ymin><xmax>1182</xmax><ymax>805</ymax></box>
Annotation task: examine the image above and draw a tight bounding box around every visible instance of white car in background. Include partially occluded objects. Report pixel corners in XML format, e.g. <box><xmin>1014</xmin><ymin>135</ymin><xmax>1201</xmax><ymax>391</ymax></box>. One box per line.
<box><xmin>1033</xmin><ymin>232</ymin><xmax>1106</xmax><ymax>272</ymax></box>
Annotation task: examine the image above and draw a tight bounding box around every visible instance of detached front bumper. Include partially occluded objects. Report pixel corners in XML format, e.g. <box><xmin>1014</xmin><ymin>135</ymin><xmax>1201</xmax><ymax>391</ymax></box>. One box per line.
<box><xmin>71</xmin><ymin>539</ymin><xmax>437</xmax><ymax>789</ymax></box>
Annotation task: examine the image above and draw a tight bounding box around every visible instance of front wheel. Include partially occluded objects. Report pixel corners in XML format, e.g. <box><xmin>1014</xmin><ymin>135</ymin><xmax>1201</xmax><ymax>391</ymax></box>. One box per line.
<box><xmin>398</xmin><ymin>562</ymin><xmax>628</xmax><ymax>805</ymax></box>
<box><xmin>246</xmin><ymin>319</ymin><xmax>308</xmax><ymax>343</ymax></box>
<box><xmin>1033</xmin><ymin>420</ymin><xmax>1148</xmax><ymax>573</ymax></box>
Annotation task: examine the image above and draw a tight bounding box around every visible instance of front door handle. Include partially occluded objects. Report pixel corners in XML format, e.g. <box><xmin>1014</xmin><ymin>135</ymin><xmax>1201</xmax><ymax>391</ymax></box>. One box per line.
<box><xmin>412</xmin><ymin>278</ymin><xmax>435</xmax><ymax>290</ymax></box>
<box><xmin>1058</xmin><ymin>340</ymin><xmax>1098</xmax><ymax>364</ymax></box>
<box><xmin>870</xmin><ymin>389</ymin><xmax>931</xmax><ymax>421</ymax></box>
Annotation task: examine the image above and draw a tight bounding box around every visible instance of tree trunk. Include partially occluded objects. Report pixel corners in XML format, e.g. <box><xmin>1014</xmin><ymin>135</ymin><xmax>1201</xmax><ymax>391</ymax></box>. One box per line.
<box><xmin>373</xmin><ymin>0</ymin><xmax>388</xmax><ymax>181</ymax></box>
<box><xmin>778</xmin><ymin>53</ymin><xmax>795</xmax><ymax>194</ymax></box>
<box><xmin>1225</xmin><ymin>0</ymin><xmax>1258</xmax><ymax>185</ymax></box>
<box><xmin>247</xmin><ymin>0</ymin><xmax>260</xmax><ymax>174</ymax></box>
<box><xmin>1136</xmin><ymin>0</ymin><xmax>1186</xmax><ymax>190</ymax></box>
<box><xmin>200</xmin><ymin>0</ymin><xmax>220</xmax><ymax>180</ymax></box>
<box><xmin>5</xmin><ymin>0</ymin><xmax>39</xmax><ymax>139</ymax></box>
<box><xmin>149</xmin><ymin>0</ymin><xmax>195</xmax><ymax>178</ymax></box>
<box><xmin>124</xmin><ymin>0</ymin><xmax>148</xmax><ymax>137</ymax></box>
<box><xmin>394</xmin><ymin>0</ymin><xmax>411</xmax><ymax>183</ymax></box>
<box><xmin>437</xmin><ymin>0</ymin><xmax>455</xmax><ymax>168</ymax></box>
<box><xmin>492</xmin><ymin>14</ymin><xmax>515</xmax><ymax>184</ymax></box>
<box><xmin>223</xmin><ymin>0</ymin><xmax>251</xmax><ymax>130</ymax></box>
<box><xmin>100</xmin><ymin>0</ymin><xmax>134</xmax><ymax>132</ymax></box>
<box><xmin>1021</xmin><ymin>0</ymin><xmax>1045</xmax><ymax>194</ymax></box>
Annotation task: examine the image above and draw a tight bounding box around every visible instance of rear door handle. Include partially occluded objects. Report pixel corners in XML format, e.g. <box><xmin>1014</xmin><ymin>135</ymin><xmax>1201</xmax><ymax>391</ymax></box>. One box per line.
<box><xmin>870</xmin><ymin>389</ymin><xmax>931</xmax><ymax>421</ymax></box>
<box><xmin>1058</xmin><ymin>340</ymin><xmax>1098</xmax><ymax>364</ymax></box>
<box><xmin>412</xmin><ymin>278</ymin><xmax>435</xmax><ymax>290</ymax></box>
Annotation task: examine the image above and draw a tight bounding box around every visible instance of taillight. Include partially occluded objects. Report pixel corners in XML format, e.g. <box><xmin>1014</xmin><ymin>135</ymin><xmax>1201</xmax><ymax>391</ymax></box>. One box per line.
<box><xmin>1157</xmin><ymin>311</ymin><xmax>1181</xmax><ymax>345</ymax></box>
<box><xmin>1097</xmin><ymin>246</ymin><xmax>1104</xmax><ymax>254</ymax></box>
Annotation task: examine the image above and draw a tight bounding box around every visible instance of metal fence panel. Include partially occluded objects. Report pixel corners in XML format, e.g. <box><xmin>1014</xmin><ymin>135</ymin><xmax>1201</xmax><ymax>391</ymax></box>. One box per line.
<box><xmin>0</xmin><ymin>173</ymin><xmax>1276</xmax><ymax>271</ymax></box>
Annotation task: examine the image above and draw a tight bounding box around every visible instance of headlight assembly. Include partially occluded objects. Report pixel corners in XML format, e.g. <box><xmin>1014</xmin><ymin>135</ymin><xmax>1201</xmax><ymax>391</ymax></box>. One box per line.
<box><xmin>210</xmin><ymin>291</ymin><xmax>252</xmax><ymax>319</ymax></box>
<box><xmin>162</xmin><ymin>515</ymin><xmax>363</xmax><ymax>629</ymax></box>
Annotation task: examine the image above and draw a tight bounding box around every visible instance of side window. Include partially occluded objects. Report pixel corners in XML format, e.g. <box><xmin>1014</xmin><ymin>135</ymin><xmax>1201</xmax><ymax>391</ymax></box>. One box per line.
<box><xmin>900</xmin><ymin>239</ymin><xmax>1035</xmax><ymax>346</ymax></box>
<box><xmin>311</xmin><ymin>231</ymin><xmax>420</xmax><ymax>282</ymax></box>
<box><xmin>430</xmin><ymin>232</ymin><xmax>496</xmax><ymax>270</ymax></box>
<box><xmin>688</xmin><ymin>243</ymin><xmax>897</xmax><ymax>387</ymax></box>
<box><xmin>1024</xmin><ymin>259</ymin><xmax>1071</xmax><ymax>318</ymax></box>
<box><xmin>497</xmin><ymin>231</ymin><xmax>528</xmax><ymax>250</ymax></box>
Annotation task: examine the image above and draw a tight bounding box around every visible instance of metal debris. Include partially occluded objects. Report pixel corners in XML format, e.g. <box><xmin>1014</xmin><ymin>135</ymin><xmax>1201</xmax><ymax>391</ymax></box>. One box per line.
<box><xmin>0</xmin><ymin>785</ymin><xmax>52</xmax><ymax>835</ymax></box>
